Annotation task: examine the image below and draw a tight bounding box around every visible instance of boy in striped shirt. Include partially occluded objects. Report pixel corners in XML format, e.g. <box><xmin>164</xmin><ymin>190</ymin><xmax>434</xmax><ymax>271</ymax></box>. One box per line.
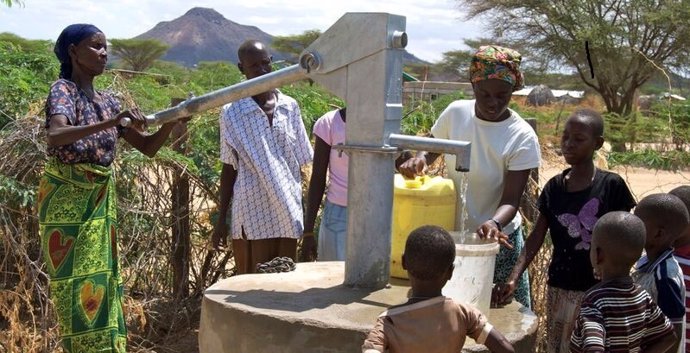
<box><xmin>671</xmin><ymin>186</ymin><xmax>690</xmax><ymax>352</ymax></box>
<box><xmin>570</xmin><ymin>212</ymin><xmax>675</xmax><ymax>353</ymax></box>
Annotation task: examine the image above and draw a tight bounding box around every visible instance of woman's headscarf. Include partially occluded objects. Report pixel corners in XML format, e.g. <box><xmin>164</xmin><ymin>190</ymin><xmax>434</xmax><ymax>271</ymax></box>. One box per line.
<box><xmin>53</xmin><ymin>24</ymin><xmax>103</xmax><ymax>79</ymax></box>
<box><xmin>469</xmin><ymin>45</ymin><xmax>524</xmax><ymax>91</ymax></box>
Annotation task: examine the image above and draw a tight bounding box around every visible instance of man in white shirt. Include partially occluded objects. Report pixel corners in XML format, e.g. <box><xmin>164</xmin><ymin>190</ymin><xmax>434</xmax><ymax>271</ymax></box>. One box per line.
<box><xmin>212</xmin><ymin>40</ymin><xmax>313</xmax><ymax>274</ymax></box>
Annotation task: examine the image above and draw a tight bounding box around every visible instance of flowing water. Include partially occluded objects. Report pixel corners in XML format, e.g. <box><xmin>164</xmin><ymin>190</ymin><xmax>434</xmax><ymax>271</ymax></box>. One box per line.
<box><xmin>457</xmin><ymin>172</ymin><xmax>469</xmax><ymax>237</ymax></box>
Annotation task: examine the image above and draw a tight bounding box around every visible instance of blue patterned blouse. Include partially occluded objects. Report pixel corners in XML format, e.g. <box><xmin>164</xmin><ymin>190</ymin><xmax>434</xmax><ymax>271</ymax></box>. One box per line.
<box><xmin>45</xmin><ymin>79</ymin><xmax>123</xmax><ymax>167</ymax></box>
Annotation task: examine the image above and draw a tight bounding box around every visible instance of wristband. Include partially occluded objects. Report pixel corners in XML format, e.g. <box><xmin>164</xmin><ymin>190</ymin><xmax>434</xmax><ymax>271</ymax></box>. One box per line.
<box><xmin>490</xmin><ymin>218</ymin><xmax>502</xmax><ymax>232</ymax></box>
<box><xmin>302</xmin><ymin>231</ymin><xmax>315</xmax><ymax>237</ymax></box>
<box><xmin>477</xmin><ymin>323</ymin><xmax>493</xmax><ymax>344</ymax></box>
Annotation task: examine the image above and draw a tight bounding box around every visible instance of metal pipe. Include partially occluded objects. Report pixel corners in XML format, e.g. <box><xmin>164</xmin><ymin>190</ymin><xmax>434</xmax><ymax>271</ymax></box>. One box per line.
<box><xmin>388</xmin><ymin>133</ymin><xmax>471</xmax><ymax>172</ymax></box>
<box><xmin>143</xmin><ymin>64</ymin><xmax>307</xmax><ymax>125</ymax></box>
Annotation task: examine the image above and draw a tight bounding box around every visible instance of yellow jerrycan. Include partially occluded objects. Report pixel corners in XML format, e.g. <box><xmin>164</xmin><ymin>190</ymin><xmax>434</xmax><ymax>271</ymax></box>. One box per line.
<box><xmin>390</xmin><ymin>174</ymin><xmax>456</xmax><ymax>279</ymax></box>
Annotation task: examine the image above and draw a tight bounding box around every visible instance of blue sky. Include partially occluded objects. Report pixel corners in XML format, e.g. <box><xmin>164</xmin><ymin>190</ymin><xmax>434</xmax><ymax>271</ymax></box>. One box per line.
<box><xmin>0</xmin><ymin>0</ymin><xmax>485</xmax><ymax>62</ymax></box>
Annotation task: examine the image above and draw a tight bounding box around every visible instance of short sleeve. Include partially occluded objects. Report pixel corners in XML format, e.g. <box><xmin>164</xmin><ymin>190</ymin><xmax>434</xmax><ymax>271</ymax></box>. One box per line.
<box><xmin>361</xmin><ymin>316</ymin><xmax>386</xmax><ymax>353</ymax></box>
<box><xmin>507</xmin><ymin>129</ymin><xmax>541</xmax><ymax>171</ymax></box>
<box><xmin>313</xmin><ymin>112</ymin><xmax>333</xmax><ymax>146</ymax></box>
<box><xmin>609</xmin><ymin>174</ymin><xmax>636</xmax><ymax>212</ymax></box>
<box><xmin>290</xmin><ymin>102</ymin><xmax>314</xmax><ymax>167</ymax></box>
<box><xmin>537</xmin><ymin>176</ymin><xmax>558</xmax><ymax>216</ymax></box>
<box><xmin>430</xmin><ymin>104</ymin><xmax>452</xmax><ymax>139</ymax></box>
<box><xmin>103</xmin><ymin>92</ymin><xmax>125</xmax><ymax>137</ymax></box>
<box><xmin>655</xmin><ymin>274</ymin><xmax>685</xmax><ymax>323</ymax></box>
<box><xmin>642</xmin><ymin>300</ymin><xmax>674</xmax><ymax>346</ymax></box>
<box><xmin>45</xmin><ymin>80</ymin><xmax>76</xmax><ymax>128</ymax></box>
<box><xmin>569</xmin><ymin>299</ymin><xmax>605</xmax><ymax>353</ymax></box>
<box><xmin>461</xmin><ymin>303</ymin><xmax>489</xmax><ymax>342</ymax></box>
<box><xmin>219</xmin><ymin>106</ymin><xmax>238</xmax><ymax>168</ymax></box>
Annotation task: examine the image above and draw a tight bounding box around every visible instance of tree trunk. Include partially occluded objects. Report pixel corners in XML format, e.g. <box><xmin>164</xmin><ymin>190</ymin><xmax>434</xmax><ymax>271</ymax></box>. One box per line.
<box><xmin>170</xmin><ymin>98</ymin><xmax>191</xmax><ymax>299</ymax></box>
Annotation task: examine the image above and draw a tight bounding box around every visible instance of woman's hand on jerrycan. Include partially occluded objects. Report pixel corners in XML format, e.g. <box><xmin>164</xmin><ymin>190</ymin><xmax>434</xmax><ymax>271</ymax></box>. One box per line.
<box><xmin>398</xmin><ymin>157</ymin><xmax>427</xmax><ymax>179</ymax></box>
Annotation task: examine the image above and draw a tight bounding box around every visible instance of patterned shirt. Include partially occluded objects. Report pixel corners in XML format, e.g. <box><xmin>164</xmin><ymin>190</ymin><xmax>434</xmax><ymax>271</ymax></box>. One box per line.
<box><xmin>45</xmin><ymin>79</ymin><xmax>123</xmax><ymax>166</ymax></box>
<box><xmin>570</xmin><ymin>277</ymin><xmax>674</xmax><ymax>353</ymax></box>
<box><xmin>362</xmin><ymin>296</ymin><xmax>490</xmax><ymax>353</ymax></box>
<box><xmin>673</xmin><ymin>244</ymin><xmax>690</xmax><ymax>352</ymax></box>
<box><xmin>635</xmin><ymin>249</ymin><xmax>686</xmax><ymax>324</ymax></box>
<box><xmin>220</xmin><ymin>92</ymin><xmax>313</xmax><ymax>240</ymax></box>
<box><xmin>635</xmin><ymin>249</ymin><xmax>686</xmax><ymax>353</ymax></box>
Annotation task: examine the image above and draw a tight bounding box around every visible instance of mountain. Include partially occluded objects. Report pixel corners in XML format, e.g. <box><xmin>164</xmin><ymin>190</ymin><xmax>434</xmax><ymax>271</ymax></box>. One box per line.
<box><xmin>135</xmin><ymin>7</ymin><xmax>287</xmax><ymax>66</ymax></box>
<box><xmin>403</xmin><ymin>51</ymin><xmax>428</xmax><ymax>66</ymax></box>
<box><xmin>135</xmin><ymin>7</ymin><xmax>429</xmax><ymax>67</ymax></box>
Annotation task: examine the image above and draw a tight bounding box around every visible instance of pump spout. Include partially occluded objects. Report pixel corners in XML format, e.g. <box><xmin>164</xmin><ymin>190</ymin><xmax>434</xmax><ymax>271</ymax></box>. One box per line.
<box><xmin>388</xmin><ymin>133</ymin><xmax>471</xmax><ymax>172</ymax></box>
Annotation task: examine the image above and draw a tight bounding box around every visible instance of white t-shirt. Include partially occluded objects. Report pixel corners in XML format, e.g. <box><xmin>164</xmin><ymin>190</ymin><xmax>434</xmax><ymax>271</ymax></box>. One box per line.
<box><xmin>431</xmin><ymin>100</ymin><xmax>541</xmax><ymax>234</ymax></box>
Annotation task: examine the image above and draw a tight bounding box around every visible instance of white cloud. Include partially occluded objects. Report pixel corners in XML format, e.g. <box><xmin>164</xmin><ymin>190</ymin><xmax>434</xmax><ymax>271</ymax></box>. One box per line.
<box><xmin>0</xmin><ymin>0</ymin><xmax>486</xmax><ymax>62</ymax></box>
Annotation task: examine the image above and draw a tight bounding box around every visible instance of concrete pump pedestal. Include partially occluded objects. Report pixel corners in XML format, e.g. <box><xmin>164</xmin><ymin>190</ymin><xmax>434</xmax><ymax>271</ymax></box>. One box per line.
<box><xmin>199</xmin><ymin>262</ymin><xmax>537</xmax><ymax>353</ymax></box>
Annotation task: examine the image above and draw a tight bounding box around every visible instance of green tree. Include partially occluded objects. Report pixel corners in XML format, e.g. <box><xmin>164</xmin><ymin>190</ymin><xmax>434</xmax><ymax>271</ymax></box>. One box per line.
<box><xmin>1</xmin><ymin>0</ymin><xmax>24</xmax><ymax>7</ymax></box>
<box><xmin>456</xmin><ymin>0</ymin><xmax>690</xmax><ymax>117</ymax></box>
<box><xmin>0</xmin><ymin>38</ymin><xmax>56</xmax><ymax>127</ymax></box>
<box><xmin>0</xmin><ymin>32</ymin><xmax>51</xmax><ymax>53</ymax></box>
<box><xmin>271</xmin><ymin>29</ymin><xmax>321</xmax><ymax>62</ymax></box>
<box><xmin>110</xmin><ymin>38</ymin><xmax>169</xmax><ymax>72</ymax></box>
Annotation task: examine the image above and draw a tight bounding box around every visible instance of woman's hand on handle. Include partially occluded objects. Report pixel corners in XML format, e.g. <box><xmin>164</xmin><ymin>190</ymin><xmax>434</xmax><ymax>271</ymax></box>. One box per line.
<box><xmin>116</xmin><ymin>107</ymin><xmax>147</xmax><ymax>131</ymax></box>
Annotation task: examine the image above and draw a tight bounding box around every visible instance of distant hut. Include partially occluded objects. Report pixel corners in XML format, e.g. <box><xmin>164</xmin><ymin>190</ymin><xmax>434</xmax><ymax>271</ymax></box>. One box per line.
<box><xmin>526</xmin><ymin>85</ymin><xmax>555</xmax><ymax>106</ymax></box>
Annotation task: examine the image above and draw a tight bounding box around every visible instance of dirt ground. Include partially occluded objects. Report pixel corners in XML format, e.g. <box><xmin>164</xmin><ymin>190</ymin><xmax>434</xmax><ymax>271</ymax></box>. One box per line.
<box><xmin>541</xmin><ymin>160</ymin><xmax>689</xmax><ymax>198</ymax></box>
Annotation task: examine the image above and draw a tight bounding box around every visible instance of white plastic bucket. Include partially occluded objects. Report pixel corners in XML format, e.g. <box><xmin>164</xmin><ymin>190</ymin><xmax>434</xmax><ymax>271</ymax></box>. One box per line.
<box><xmin>443</xmin><ymin>232</ymin><xmax>500</xmax><ymax>316</ymax></box>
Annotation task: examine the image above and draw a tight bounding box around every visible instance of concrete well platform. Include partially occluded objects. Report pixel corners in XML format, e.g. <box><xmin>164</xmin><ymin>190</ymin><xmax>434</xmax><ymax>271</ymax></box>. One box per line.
<box><xmin>200</xmin><ymin>262</ymin><xmax>537</xmax><ymax>353</ymax></box>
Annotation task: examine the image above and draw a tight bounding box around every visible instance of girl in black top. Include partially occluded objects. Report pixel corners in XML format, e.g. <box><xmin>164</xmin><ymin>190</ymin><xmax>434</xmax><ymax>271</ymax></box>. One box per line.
<box><xmin>493</xmin><ymin>108</ymin><xmax>636</xmax><ymax>353</ymax></box>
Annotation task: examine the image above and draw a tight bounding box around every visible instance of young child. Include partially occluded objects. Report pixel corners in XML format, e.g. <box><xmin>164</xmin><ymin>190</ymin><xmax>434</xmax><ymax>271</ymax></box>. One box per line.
<box><xmin>634</xmin><ymin>193</ymin><xmax>690</xmax><ymax>353</ymax></box>
<box><xmin>570</xmin><ymin>211</ymin><xmax>676</xmax><ymax>352</ymax></box>
<box><xmin>211</xmin><ymin>40</ymin><xmax>313</xmax><ymax>273</ymax></box>
<box><xmin>493</xmin><ymin>108</ymin><xmax>636</xmax><ymax>353</ymax></box>
<box><xmin>302</xmin><ymin>107</ymin><xmax>348</xmax><ymax>261</ymax></box>
<box><xmin>670</xmin><ymin>186</ymin><xmax>690</xmax><ymax>352</ymax></box>
<box><xmin>362</xmin><ymin>225</ymin><xmax>514</xmax><ymax>353</ymax></box>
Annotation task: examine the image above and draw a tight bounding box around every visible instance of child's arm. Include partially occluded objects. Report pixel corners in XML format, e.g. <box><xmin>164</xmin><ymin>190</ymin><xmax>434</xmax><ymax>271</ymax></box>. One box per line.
<box><xmin>640</xmin><ymin>297</ymin><xmax>676</xmax><ymax>353</ymax></box>
<box><xmin>654</xmin><ymin>275</ymin><xmax>685</xmax><ymax>352</ymax></box>
<box><xmin>302</xmin><ymin>136</ymin><xmax>331</xmax><ymax>261</ymax></box>
<box><xmin>494</xmin><ymin>213</ymin><xmax>548</xmax><ymax>304</ymax></box>
<box><xmin>361</xmin><ymin>317</ymin><xmax>387</xmax><ymax>353</ymax></box>
<box><xmin>482</xmin><ymin>327</ymin><xmax>515</xmax><ymax>353</ymax></box>
<box><xmin>570</xmin><ymin>300</ymin><xmax>606</xmax><ymax>353</ymax></box>
<box><xmin>666</xmin><ymin>324</ymin><xmax>682</xmax><ymax>353</ymax></box>
<box><xmin>643</xmin><ymin>332</ymin><xmax>676</xmax><ymax>353</ymax></box>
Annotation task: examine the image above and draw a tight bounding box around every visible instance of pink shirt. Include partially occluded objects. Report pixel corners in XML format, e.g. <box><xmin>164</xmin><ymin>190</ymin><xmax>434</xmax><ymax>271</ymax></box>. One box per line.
<box><xmin>313</xmin><ymin>109</ymin><xmax>348</xmax><ymax>207</ymax></box>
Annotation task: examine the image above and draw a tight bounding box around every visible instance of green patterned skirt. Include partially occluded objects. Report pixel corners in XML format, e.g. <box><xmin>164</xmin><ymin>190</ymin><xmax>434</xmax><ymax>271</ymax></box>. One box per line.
<box><xmin>37</xmin><ymin>159</ymin><xmax>127</xmax><ymax>353</ymax></box>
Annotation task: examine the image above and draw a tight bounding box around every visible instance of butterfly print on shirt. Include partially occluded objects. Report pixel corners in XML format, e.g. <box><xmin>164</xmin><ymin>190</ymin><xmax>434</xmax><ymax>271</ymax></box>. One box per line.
<box><xmin>556</xmin><ymin>198</ymin><xmax>600</xmax><ymax>250</ymax></box>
